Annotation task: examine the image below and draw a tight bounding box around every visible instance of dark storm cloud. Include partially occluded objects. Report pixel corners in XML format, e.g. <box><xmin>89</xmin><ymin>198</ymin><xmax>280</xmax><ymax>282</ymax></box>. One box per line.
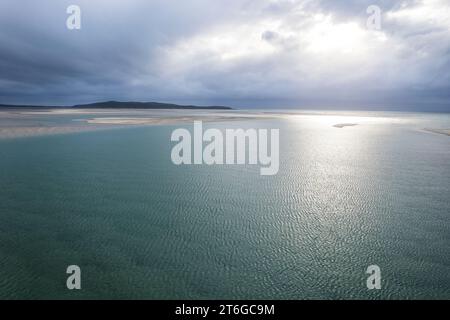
<box><xmin>0</xmin><ymin>0</ymin><xmax>449</xmax><ymax>110</ymax></box>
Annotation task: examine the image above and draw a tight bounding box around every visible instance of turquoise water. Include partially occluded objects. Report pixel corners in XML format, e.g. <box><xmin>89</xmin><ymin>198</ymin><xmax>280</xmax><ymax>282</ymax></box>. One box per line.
<box><xmin>0</xmin><ymin>113</ymin><xmax>449</xmax><ymax>299</ymax></box>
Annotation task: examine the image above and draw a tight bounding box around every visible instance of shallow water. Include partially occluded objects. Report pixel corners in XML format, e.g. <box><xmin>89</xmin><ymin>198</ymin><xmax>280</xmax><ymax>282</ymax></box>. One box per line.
<box><xmin>0</xmin><ymin>111</ymin><xmax>449</xmax><ymax>299</ymax></box>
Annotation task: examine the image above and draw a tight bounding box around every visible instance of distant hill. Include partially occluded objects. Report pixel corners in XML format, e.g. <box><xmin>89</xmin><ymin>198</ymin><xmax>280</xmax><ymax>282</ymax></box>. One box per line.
<box><xmin>0</xmin><ymin>101</ymin><xmax>232</xmax><ymax>110</ymax></box>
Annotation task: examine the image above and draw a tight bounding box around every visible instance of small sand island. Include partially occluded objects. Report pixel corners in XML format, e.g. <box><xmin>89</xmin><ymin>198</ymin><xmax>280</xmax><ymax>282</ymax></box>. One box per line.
<box><xmin>423</xmin><ymin>128</ymin><xmax>450</xmax><ymax>136</ymax></box>
<box><xmin>333</xmin><ymin>123</ymin><xmax>358</xmax><ymax>128</ymax></box>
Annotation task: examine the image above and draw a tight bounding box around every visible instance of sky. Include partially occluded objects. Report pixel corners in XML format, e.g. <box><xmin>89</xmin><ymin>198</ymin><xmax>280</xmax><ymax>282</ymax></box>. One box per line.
<box><xmin>0</xmin><ymin>0</ymin><xmax>449</xmax><ymax>111</ymax></box>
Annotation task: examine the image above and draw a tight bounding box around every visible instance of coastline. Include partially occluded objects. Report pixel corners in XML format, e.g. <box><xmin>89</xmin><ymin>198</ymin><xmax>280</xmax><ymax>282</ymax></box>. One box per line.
<box><xmin>1</xmin><ymin>108</ymin><xmax>449</xmax><ymax>140</ymax></box>
<box><xmin>0</xmin><ymin>108</ymin><xmax>278</xmax><ymax>140</ymax></box>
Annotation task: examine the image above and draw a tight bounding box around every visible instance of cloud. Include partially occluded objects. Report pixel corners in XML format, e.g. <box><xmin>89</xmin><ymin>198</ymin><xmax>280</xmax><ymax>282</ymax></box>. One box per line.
<box><xmin>0</xmin><ymin>0</ymin><xmax>449</xmax><ymax>110</ymax></box>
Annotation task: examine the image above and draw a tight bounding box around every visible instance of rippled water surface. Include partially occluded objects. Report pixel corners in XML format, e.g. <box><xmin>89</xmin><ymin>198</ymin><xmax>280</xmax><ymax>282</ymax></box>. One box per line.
<box><xmin>0</xmin><ymin>111</ymin><xmax>449</xmax><ymax>299</ymax></box>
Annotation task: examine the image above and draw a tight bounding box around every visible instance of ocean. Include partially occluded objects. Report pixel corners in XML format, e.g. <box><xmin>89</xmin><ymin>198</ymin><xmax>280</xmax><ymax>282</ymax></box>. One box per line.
<box><xmin>0</xmin><ymin>110</ymin><xmax>449</xmax><ymax>299</ymax></box>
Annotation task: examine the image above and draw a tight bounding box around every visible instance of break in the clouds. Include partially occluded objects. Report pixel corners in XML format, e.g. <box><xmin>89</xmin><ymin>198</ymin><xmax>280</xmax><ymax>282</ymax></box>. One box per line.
<box><xmin>0</xmin><ymin>0</ymin><xmax>449</xmax><ymax>110</ymax></box>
